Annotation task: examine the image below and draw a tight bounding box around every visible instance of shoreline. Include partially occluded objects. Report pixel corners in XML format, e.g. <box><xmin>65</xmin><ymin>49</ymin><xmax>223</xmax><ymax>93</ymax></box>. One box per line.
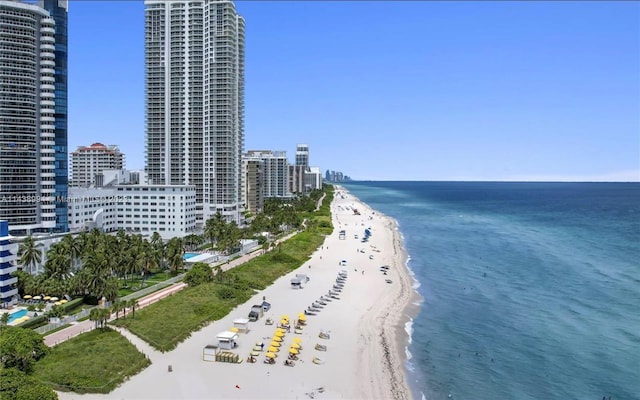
<box><xmin>342</xmin><ymin>188</ymin><xmax>421</xmax><ymax>400</ymax></box>
<box><xmin>56</xmin><ymin>186</ymin><xmax>419</xmax><ymax>400</ymax></box>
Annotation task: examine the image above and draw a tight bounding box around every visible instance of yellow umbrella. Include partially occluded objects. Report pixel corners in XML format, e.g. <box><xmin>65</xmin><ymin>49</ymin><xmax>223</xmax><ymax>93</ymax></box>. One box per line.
<box><xmin>265</xmin><ymin>352</ymin><xmax>276</xmax><ymax>358</ymax></box>
<box><xmin>281</xmin><ymin>314</ymin><xmax>289</xmax><ymax>320</ymax></box>
<box><xmin>43</xmin><ymin>296</ymin><xmax>51</xmax><ymax>300</ymax></box>
<box><xmin>230</xmin><ymin>327</ymin><xmax>239</xmax><ymax>332</ymax></box>
<box><xmin>290</xmin><ymin>342</ymin><xmax>301</xmax><ymax>349</ymax></box>
<box><xmin>54</xmin><ymin>301</ymin><xmax>62</xmax><ymax>306</ymax></box>
<box><xmin>23</xmin><ymin>295</ymin><xmax>32</xmax><ymax>299</ymax></box>
<box><xmin>60</xmin><ymin>299</ymin><xmax>68</xmax><ymax>304</ymax></box>
<box><xmin>292</xmin><ymin>337</ymin><xmax>302</xmax><ymax>343</ymax></box>
<box><xmin>289</xmin><ymin>348</ymin><xmax>299</xmax><ymax>354</ymax></box>
<box><xmin>298</xmin><ymin>314</ymin><xmax>307</xmax><ymax>321</ymax></box>
<box><xmin>272</xmin><ymin>336</ymin><xmax>283</xmax><ymax>342</ymax></box>
<box><xmin>50</xmin><ymin>297</ymin><xmax>59</xmax><ymax>301</ymax></box>
<box><xmin>276</xmin><ymin>327</ymin><xmax>286</xmax><ymax>333</ymax></box>
<box><xmin>33</xmin><ymin>296</ymin><xmax>41</xmax><ymax>300</ymax></box>
<box><xmin>274</xmin><ymin>331</ymin><xmax>285</xmax><ymax>337</ymax></box>
<box><xmin>267</xmin><ymin>346</ymin><xmax>279</xmax><ymax>353</ymax></box>
<box><xmin>269</xmin><ymin>341</ymin><xmax>281</xmax><ymax>347</ymax></box>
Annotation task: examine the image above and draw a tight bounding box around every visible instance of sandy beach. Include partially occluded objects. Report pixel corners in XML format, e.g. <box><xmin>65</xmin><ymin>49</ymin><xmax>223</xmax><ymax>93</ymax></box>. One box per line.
<box><xmin>58</xmin><ymin>186</ymin><xmax>415</xmax><ymax>400</ymax></box>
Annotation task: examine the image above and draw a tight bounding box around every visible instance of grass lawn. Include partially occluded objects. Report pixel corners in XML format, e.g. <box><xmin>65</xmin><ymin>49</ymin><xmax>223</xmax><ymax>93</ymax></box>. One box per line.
<box><xmin>111</xmin><ymin>230</ymin><xmax>326</xmax><ymax>352</ymax></box>
<box><xmin>32</xmin><ymin>328</ymin><xmax>150</xmax><ymax>394</ymax></box>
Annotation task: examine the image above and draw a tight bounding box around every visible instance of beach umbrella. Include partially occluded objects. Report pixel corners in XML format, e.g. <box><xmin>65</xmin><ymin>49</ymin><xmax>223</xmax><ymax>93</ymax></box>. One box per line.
<box><xmin>23</xmin><ymin>295</ymin><xmax>32</xmax><ymax>299</ymax></box>
<box><xmin>292</xmin><ymin>337</ymin><xmax>302</xmax><ymax>343</ymax></box>
<box><xmin>276</xmin><ymin>327</ymin><xmax>286</xmax><ymax>333</ymax></box>
<box><xmin>281</xmin><ymin>314</ymin><xmax>289</xmax><ymax>320</ymax></box>
<box><xmin>298</xmin><ymin>315</ymin><xmax>307</xmax><ymax>321</ymax></box>
<box><xmin>54</xmin><ymin>301</ymin><xmax>62</xmax><ymax>306</ymax></box>
<box><xmin>50</xmin><ymin>297</ymin><xmax>59</xmax><ymax>301</ymax></box>
<box><xmin>289</xmin><ymin>348</ymin><xmax>299</xmax><ymax>355</ymax></box>
<box><xmin>43</xmin><ymin>296</ymin><xmax>51</xmax><ymax>300</ymax></box>
<box><xmin>256</xmin><ymin>341</ymin><xmax>263</xmax><ymax>346</ymax></box>
<box><xmin>272</xmin><ymin>336</ymin><xmax>283</xmax><ymax>342</ymax></box>
<box><xmin>60</xmin><ymin>299</ymin><xmax>68</xmax><ymax>304</ymax></box>
<box><xmin>230</xmin><ymin>327</ymin><xmax>239</xmax><ymax>333</ymax></box>
<box><xmin>33</xmin><ymin>296</ymin><xmax>41</xmax><ymax>300</ymax></box>
<box><xmin>267</xmin><ymin>346</ymin><xmax>279</xmax><ymax>353</ymax></box>
<box><xmin>274</xmin><ymin>331</ymin><xmax>285</xmax><ymax>337</ymax></box>
<box><xmin>265</xmin><ymin>352</ymin><xmax>276</xmax><ymax>358</ymax></box>
<box><xmin>269</xmin><ymin>341</ymin><xmax>280</xmax><ymax>347</ymax></box>
<box><xmin>290</xmin><ymin>342</ymin><xmax>301</xmax><ymax>349</ymax></box>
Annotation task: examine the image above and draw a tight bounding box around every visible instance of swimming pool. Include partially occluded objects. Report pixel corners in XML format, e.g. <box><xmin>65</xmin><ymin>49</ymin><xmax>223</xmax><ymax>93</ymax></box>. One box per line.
<box><xmin>8</xmin><ymin>308</ymin><xmax>27</xmax><ymax>324</ymax></box>
<box><xmin>183</xmin><ymin>252</ymin><xmax>199</xmax><ymax>260</ymax></box>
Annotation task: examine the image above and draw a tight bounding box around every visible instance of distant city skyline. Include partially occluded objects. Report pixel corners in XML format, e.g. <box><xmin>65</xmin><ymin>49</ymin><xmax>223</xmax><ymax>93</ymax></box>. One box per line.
<box><xmin>67</xmin><ymin>1</ymin><xmax>639</xmax><ymax>182</ymax></box>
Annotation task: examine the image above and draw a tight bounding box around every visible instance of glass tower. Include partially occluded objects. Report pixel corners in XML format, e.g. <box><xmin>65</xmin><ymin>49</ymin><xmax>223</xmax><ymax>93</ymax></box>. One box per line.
<box><xmin>41</xmin><ymin>0</ymin><xmax>68</xmax><ymax>232</ymax></box>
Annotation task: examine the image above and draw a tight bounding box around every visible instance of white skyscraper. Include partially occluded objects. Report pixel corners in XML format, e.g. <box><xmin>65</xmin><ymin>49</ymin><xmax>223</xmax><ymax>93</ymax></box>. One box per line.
<box><xmin>144</xmin><ymin>0</ymin><xmax>245</xmax><ymax>225</ymax></box>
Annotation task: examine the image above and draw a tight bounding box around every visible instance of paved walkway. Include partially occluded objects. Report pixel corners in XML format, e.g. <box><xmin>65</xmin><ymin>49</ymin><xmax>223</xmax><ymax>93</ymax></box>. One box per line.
<box><xmin>43</xmin><ymin>230</ymin><xmax>300</xmax><ymax>347</ymax></box>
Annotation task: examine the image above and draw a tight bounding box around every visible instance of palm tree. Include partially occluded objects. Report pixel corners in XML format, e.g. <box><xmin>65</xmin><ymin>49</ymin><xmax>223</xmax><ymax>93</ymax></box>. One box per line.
<box><xmin>19</xmin><ymin>236</ymin><xmax>41</xmax><ymax>274</ymax></box>
<box><xmin>60</xmin><ymin>234</ymin><xmax>82</xmax><ymax>271</ymax></box>
<box><xmin>129</xmin><ymin>299</ymin><xmax>140</xmax><ymax>318</ymax></box>
<box><xmin>166</xmin><ymin>237</ymin><xmax>184</xmax><ymax>272</ymax></box>
<box><xmin>112</xmin><ymin>300</ymin><xmax>124</xmax><ymax>320</ymax></box>
<box><xmin>44</xmin><ymin>244</ymin><xmax>72</xmax><ymax>281</ymax></box>
<box><xmin>204</xmin><ymin>212</ymin><xmax>226</xmax><ymax>250</ymax></box>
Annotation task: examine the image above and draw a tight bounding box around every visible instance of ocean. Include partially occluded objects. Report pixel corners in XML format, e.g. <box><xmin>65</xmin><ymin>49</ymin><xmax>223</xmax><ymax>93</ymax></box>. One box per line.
<box><xmin>341</xmin><ymin>182</ymin><xmax>640</xmax><ymax>400</ymax></box>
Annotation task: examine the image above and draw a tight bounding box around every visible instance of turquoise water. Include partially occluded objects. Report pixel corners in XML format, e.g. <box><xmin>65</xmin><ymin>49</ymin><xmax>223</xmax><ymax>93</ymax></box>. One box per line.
<box><xmin>343</xmin><ymin>182</ymin><xmax>640</xmax><ymax>400</ymax></box>
<box><xmin>183</xmin><ymin>252</ymin><xmax>199</xmax><ymax>260</ymax></box>
<box><xmin>8</xmin><ymin>308</ymin><xmax>27</xmax><ymax>324</ymax></box>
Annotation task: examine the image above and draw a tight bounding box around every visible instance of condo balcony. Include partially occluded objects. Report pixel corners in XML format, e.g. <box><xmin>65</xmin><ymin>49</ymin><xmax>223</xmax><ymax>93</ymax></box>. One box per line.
<box><xmin>40</xmin><ymin>76</ymin><xmax>55</xmax><ymax>83</ymax></box>
<box><xmin>41</xmin><ymin>125</ymin><xmax>55</xmax><ymax>131</ymax></box>
<box><xmin>40</xmin><ymin>35</ymin><xmax>55</xmax><ymax>43</ymax></box>
<box><xmin>40</xmin><ymin>51</ymin><xmax>55</xmax><ymax>59</ymax></box>
<box><xmin>40</xmin><ymin>59</ymin><xmax>55</xmax><ymax>67</ymax></box>
<box><xmin>41</xmin><ymin>43</ymin><xmax>55</xmax><ymax>51</ymax></box>
<box><xmin>40</xmin><ymin>26</ymin><xmax>55</xmax><ymax>34</ymax></box>
<box><xmin>40</xmin><ymin>115</ymin><xmax>55</xmax><ymax>122</ymax></box>
<box><xmin>41</xmin><ymin>67</ymin><xmax>55</xmax><ymax>75</ymax></box>
<box><xmin>40</xmin><ymin>84</ymin><xmax>55</xmax><ymax>91</ymax></box>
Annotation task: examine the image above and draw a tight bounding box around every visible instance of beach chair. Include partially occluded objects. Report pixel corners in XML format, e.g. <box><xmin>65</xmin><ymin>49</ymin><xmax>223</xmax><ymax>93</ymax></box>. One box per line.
<box><xmin>315</xmin><ymin>343</ymin><xmax>327</xmax><ymax>351</ymax></box>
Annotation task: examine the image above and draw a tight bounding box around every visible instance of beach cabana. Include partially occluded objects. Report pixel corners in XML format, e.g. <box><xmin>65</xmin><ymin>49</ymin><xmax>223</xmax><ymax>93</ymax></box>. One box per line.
<box><xmin>203</xmin><ymin>345</ymin><xmax>218</xmax><ymax>362</ymax></box>
<box><xmin>216</xmin><ymin>331</ymin><xmax>239</xmax><ymax>350</ymax></box>
<box><xmin>233</xmin><ymin>318</ymin><xmax>250</xmax><ymax>332</ymax></box>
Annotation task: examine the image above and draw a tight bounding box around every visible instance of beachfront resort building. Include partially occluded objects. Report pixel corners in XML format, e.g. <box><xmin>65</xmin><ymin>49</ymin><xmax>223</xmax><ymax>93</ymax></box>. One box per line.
<box><xmin>66</xmin><ymin>170</ymin><xmax>197</xmax><ymax>239</ymax></box>
<box><xmin>0</xmin><ymin>0</ymin><xmax>69</xmax><ymax>234</ymax></box>
<box><xmin>70</xmin><ymin>143</ymin><xmax>125</xmax><ymax>187</ymax></box>
<box><xmin>144</xmin><ymin>0</ymin><xmax>245</xmax><ymax>226</ymax></box>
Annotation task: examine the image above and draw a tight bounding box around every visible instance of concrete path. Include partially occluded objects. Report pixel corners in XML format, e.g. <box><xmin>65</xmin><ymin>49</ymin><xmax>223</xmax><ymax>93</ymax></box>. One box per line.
<box><xmin>43</xmin><ymin>231</ymin><xmax>299</xmax><ymax>347</ymax></box>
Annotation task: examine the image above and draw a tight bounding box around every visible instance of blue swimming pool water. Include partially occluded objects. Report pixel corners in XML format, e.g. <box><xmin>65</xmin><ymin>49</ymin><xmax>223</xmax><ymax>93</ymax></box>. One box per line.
<box><xmin>183</xmin><ymin>252</ymin><xmax>199</xmax><ymax>260</ymax></box>
<box><xmin>8</xmin><ymin>308</ymin><xmax>27</xmax><ymax>324</ymax></box>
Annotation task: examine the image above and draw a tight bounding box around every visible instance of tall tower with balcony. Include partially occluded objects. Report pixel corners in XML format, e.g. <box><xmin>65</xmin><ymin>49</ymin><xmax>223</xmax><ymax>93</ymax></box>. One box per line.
<box><xmin>0</xmin><ymin>220</ymin><xmax>19</xmax><ymax>306</ymax></box>
<box><xmin>40</xmin><ymin>0</ymin><xmax>69</xmax><ymax>232</ymax></box>
<box><xmin>144</xmin><ymin>0</ymin><xmax>245</xmax><ymax>225</ymax></box>
<box><xmin>0</xmin><ymin>0</ymin><xmax>64</xmax><ymax>234</ymax></box>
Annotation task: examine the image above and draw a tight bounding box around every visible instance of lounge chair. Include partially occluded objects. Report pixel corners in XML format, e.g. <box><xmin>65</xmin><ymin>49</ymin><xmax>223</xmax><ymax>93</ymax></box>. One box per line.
<box><xmin>315</xmin><ymin>343</ymin><xmax>327</xmax><ymax>351</ymax></box>
<box><xmin>312</xmin><ymin>357</ymin><xmax>325</xmax><ymax>365</ymax></box>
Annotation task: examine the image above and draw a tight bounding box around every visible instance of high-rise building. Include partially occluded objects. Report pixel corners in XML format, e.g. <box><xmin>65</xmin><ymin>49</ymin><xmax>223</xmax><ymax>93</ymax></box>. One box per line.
<box><xmin>241</xmin><ymin>157</ymin><xmax>263</xmax><ymax>214</ymax></box>
<box><xmin>244</xmin><ymin>150</ymin><xmax>289</xmax><ymax>198</ymax></box>
<box><xmin>295</xmin><ymin>144</ymin><xmax>309</xmax><ymax>168</ymax></box>
<box><xmin>144</xmin><ymin>0</ymin><xmax>245</xmax><ymax>225</ymax></box>
<box><xmin>0</xmin><ymin>0</ymin><xmax>67</xmax><ymax>234</ymax></box>
<box><xmin>40</xmin><ymin>0</ymin><xmax>68</xmax><ymax>233</ymax></box>
<box><xmin>70</xmin><ymin>143</ymin><xmax>125</xmax><ymax>187</ymax></box>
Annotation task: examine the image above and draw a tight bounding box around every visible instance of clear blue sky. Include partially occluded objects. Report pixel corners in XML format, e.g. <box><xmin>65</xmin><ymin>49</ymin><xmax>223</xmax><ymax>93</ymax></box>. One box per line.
<box><xmin>68</xmin><ymin>1</ymin><xmax>639</xmax><ymax>181</ymax></box>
